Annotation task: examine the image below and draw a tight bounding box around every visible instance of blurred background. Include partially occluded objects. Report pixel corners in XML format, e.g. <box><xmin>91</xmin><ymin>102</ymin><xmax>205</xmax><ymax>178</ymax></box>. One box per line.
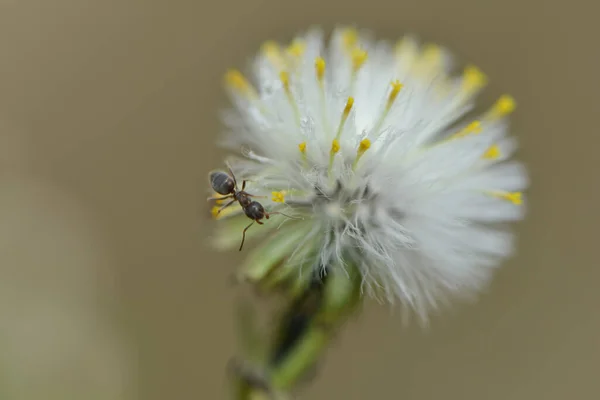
<box><xmin>0</xmin><ymin>0</ymin><xmax>598</xmax><ymax>399</ymax></box>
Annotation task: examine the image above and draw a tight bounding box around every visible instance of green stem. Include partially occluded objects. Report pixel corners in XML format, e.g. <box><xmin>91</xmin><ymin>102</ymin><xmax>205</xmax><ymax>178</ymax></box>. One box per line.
<box><xmin>269</xmin><ymin>325</ymin><xmax>329</xmax><ymax>390</ymax></box>
<box><xmin>231</xmin><ymin>264</ymin><xmax>362</xmax><ymax>399</ymax></box>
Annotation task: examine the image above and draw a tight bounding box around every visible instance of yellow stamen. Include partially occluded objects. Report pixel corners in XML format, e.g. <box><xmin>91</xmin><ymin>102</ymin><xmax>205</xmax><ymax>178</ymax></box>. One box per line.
<box><xmin>348</xmin><ymin>48</ymin><xmax>367</xmax><ymax>94</ymax></box>
<box><xmin>387</xmin><ymin>80</ymin><xmax>404</xmax><ymax>109</ymax></box>
<box><xmin>335</xmin><ymin>97</ymin><xmax>354</xmax><ymax>140</ymax></box>
<box><xmin>395</xmin><ymin>37</ymin><xmax>417</xmax><ymax>55</ymax></box>
<box><xmin>315</xmin><ymin>57</ymin><xmax>326</xmax><ymax>84</ymax></box>
<box><xmin>262</xmin><ymin>40</ymin><xmax>285</xmax><ymax>69</ymax></box>
<box><xmin>280</xmin><ymin>71</ymin><xmax>301</xmax><ymax>125</ymax></box>
<box><xmin>421</xmin><ymin>44</ymin><xmax>441</xmax><ymax>61</ymax></box>
<box><xmin>462</xmin><ymin>65</ymin><xmax>488</xmax><ymax>93</ymax></box>
<box><xmin>330</xmin><ymin>139</ymin><xmax>340</xmax><ymax>154</ymax></box>
<box><xmin>343</xmin><ymin>96</ymin><xmax>354</xmax><ymax>116</ymax></box>
<box><xmin>468</xmin><ymin>120</ymin><xmax>482</xmax><ymax>133</ymax></box>
<box><xmin>483</xmin><ymin>144</ymin><xmax>500</xmax><ymax>159</ymax></box>
<box><xmin>358</xmin><ymin>138</ymin><xmax>371</xmax><ymax>154</ymax></box>
<box><xmin>262</xmin><ymin>40</ymin><xmax>279</xmax><ymax>53</ymax></box>
<box><xmin>211</xmin><ymin>204</ymin><xmax>240</xmax><ymax>220</ymax></box>
<box><xmin>328</xmin><ymin>137</ymin><xmax>342</xmax><ymax>179</ymax></box>
<box><xmin>271</xmin><ymin>191</ymin><xmax>286</xmax><ymax>203</ymax></box>
<box><xmin>315</xmin><ymin>56</ymin><xmax>330</xmax><ymax>135</ymax></box>
<box><xmin>352</xmin><ymin>138</ymin><xmax>372</xmax><ymax>170</ymax></box>
<box><xmin>413</xmin><ymin>44</ymin><xmax>442</xmax><ymax>78</ymax></box>
<box><xmin>298</xmin><ymin>142</ymin><xmax>307</xmax><ymax>153</ymax></box>
<box><xmin>280</xmin><ymin>71</ymin><xmax>290</xmax><ymax>91</ymax></box>
<box><xmin>224</xmin><ymin>69</ymin><xmax>256</xmax><ymax>98</ymax></box>
<box><xmin>452</xmin><ymin>120</ymin><xmax>482</xmax><ymax>139</ymax></box>
<box><xmin>394</xmin><ymin>37</ymin><xmax>418</xmax><ymax>71</ymax></box>
<box><xmin>371</xmin><ymin>80</ymin><xmax>403</xmax><ymax>138</ymax></box>
<box><xmin>351</xmin><ymin>48</ymin><xmax>368</xmax><ymax>72</ymax></box>
<box><xmin>215</xmin><ymin>197</ymin><xmax>228</xmax><ymax>206</ymax></box>
<box><xmin>211</xmin><ymin>192</ymin><xmax>228</xmax><ymax>204</ymax></box>
<box><xmin>298</xmin><ymin>141</ymin><xmax>308</xmax><ymax>167</ymax></box>
<box><xmin>286</xmin><ymin>40</ymin><xmax>306</xmax><ymax>58</ymax></box>
<box><xmin>487</xmin><ymin>95</ymin><xmax>516</xmax><ymax>119</ymax></box>
<box><xmin>342</xmin><ymin>28</ymin><xmax>359</xmax><ymax>52</ymax></box>
<box><xmin>492</xmin><ymin>191</ymin><xmax>522</xmax><ymax>205</ymax></box>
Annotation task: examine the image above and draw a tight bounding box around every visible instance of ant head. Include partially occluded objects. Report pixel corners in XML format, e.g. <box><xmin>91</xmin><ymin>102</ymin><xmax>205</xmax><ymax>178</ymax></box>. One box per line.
<box><xmin>243</xmin><ymin>201</ymin><xmax>266</xmax><ymax>220</ymax></box>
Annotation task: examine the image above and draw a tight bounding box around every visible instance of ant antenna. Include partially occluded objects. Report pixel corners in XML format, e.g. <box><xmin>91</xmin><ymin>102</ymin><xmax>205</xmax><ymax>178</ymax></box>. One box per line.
<box><xmin>227</xmin><ymin>169</ymin><xmax>238</xmax><ymax>190</ymax></box>
<box><xmin>269</xmin><ymin>211</ymin><xmax>303</xmax><ymax>220</ymax></box>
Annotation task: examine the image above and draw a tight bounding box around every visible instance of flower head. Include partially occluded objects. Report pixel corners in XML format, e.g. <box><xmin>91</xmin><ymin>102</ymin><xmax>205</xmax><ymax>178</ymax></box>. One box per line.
<box><xmin>209</xmin><ymin>27</ymin><xmax>528</xmax><ymax>319</ymax></box>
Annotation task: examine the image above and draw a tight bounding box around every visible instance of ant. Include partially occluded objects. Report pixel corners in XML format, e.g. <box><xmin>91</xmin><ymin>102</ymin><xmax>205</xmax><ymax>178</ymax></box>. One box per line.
<box><xmin>208</xmin><ymin>166</ymin><xmax>296</xmax><ymax>251</ymax></box>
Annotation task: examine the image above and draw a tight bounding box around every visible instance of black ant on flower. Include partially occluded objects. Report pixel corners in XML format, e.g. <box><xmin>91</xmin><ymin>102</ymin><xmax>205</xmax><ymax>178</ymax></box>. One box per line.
<box><xmin>208</xmin><ymin>167</ymin><xmax>298</xmax><ymax>251</ymax></box>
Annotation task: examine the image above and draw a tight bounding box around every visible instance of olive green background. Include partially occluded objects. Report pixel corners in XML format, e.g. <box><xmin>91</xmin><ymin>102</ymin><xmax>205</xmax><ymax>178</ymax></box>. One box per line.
<box><xmin>0</xmin><ymin>0</ymin><xmax>598</xmax><ymax>399</ymax></box>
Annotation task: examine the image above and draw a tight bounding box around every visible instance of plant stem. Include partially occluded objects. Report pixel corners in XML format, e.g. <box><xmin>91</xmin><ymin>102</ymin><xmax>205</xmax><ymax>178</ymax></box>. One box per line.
<box><xmin>231</xmin><ymin>265</ymin><xmax>362</xmax><ymax>399</ymax></box>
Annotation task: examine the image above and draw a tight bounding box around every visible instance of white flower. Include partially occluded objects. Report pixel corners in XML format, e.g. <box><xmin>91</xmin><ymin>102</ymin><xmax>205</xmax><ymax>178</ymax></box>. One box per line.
<box><xmin>209</xmin><ymin>26</ymin><xmax>528</xmax><ymax>319</ymax></box>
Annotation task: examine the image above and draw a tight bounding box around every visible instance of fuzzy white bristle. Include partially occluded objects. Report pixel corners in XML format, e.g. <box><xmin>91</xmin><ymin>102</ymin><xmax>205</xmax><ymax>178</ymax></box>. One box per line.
<box><xmin>210</xmin><ymin>26</ymin><xmax>528</xmax><ymax>320</ymax></box>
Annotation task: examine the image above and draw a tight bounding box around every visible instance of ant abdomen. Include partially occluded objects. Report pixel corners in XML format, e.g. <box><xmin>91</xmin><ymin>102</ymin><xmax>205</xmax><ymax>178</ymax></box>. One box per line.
<box><xmin>210</xmin><ymin>171</ymin><xmax>235</xmax><ymax>195</ymax></box>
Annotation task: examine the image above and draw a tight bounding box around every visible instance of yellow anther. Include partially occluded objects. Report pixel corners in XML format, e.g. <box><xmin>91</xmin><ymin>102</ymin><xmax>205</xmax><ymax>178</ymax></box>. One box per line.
<box><xmin>224</xmin><ymin>69</ymin><xmax>255</xmax><ymax>97</ymax></box>
<box><xmin>343</xmin><ymin>96</ymin><xmax>354</xmax><ymax>117</ymax></box>
<box><xmin>280</xmin><ymin>70</ymin><xmax>301</xmax><ymax>125</ymax></box>
<box><xmin>262</xmin><ymin>40</ymin><xmax>279</xmax><ymax>53</ymax></box>
<box><xmin>298</xmin><ymin>142</ymin><xmax>307</xmax><ymax>153</ymax></box>
<box><xmin>211</xmin><ymin>204</ymin><xmax>240</xmax><ymax>220</ymax></box>
<box><xmin>421</xmin><ymin>43</ymin><xmax>441</xmax><ymax>61</ymax></box>
<box><xmin>483</xmin><ymin>144</ymin><xmax>500</xmax><ymax>159</ymax></box>
<box><xmin>370</xmin><ymin>81</ymin><xmax>403</xmax><ymax>138</ymax></box>
<box><xmin>351</xmin><ymin>48</ymin><xmax>368</xmax><ymax>71</ymax></box>
<box><xmin>387</xmin><ymin>80</ymin><xmax>404</xmax><ymax>108</ymax></box>
<box><xmin>331</xmin><ymin>139</ymin><xmax>340</xmax><ymax>154</ymax></box>
<box><xmin>462</xmin><ymin>65</ymin><xmax>488</xmax><ymax>92</ymax></box>
<box><xmin>395</xmin><ymin>37</ymin><xmax>416</xmax><ymax>54</ymax></box>
<box><xmin>315</xmin><ymin>56</ymin><xmax>329</xmax><ymax>133</ymax></box>
<box><xmin>358</xmin><ymin>138</ymin><xmax>371</xmax><ymax>154</ymax></box>
<box><xmin>467</xmin><ymin>120</ymin><xmax>482</xmax><ymax>133</ymax></box>
<box><xmin>315</xmin><ymin>57</ymin><xmax>326</xmax><ymax>83</ymax></box>
<box><xmin>352</xmin><ymin>138</ymin><xmax>372</xmax><ymax>170</ymax></box>
<box><xmin>489</xmin><ymin>95</ymin><xmax>516</xmax><ymax>119</ymax></box>
<box><xmin>414</xmin><ymin>43</ymin><xmax>442</xmax><ymax>77</ymax></box>
<box><xmin>286</xmin><ymin>40</ymin><xmax>306</xmax><ymax>57</ymax></box>
<box><xmin>328</xmin><ymin>100</ymin><xmax>346</xmax><ymax>175</ymax></box>
<box><xmin>334</xmin><ymin>97</ymin><xmax>354</xmax><ymax>140</ymax></box>
<box><xmin>342</xmin><ymin>28</ymin><xmax>359</xmax><ymax>51</ymax></box>
<box><xmin>280</xmin><ymin>71</ymin><xmax>290</xmax><ymax>91</ymax></box>
<box><xmin>394</xmin><ymin>38</ymin><xmax>407</xmax><ymax>54</ymax></box>
<box><xmin>496</xmin><ymin>191</ymin><xmax>522</xmax><ymax>205</ymax></box>
<box><xmin>271</xmin><ymin>191</ymin><xmax>286</xmax><ymax>203</ymax></box>
<box><xmin>452</xmin><ymin>120</ymin><xmax>482</xmax><ymax>139</ymax></box>
<box><xmin>211</xmin><ymin>192</ymin><xmax>228</xmax><ymax>203</ymax></box>
<box><xmin>394</xmin><ymin>37</ymin><xmax>418</xmax><ymax>67</ymax></box>
<box><xmin>262</xmin><ymin>40</ymin><xmax>286</xmax><ymax>70</ymax></box>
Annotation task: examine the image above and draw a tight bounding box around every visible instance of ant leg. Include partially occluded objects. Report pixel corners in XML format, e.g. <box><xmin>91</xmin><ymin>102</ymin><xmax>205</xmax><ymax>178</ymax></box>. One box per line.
<box><xmin>207</xmin><ymin>194</ymin><xmax>234</xmax><ymax>202</ymax></box>
<box><xmin>256</xmin><ymin>219</ymin><xmax>264</xmax><ymax>225</ymax></box>
<box><xmin>245</xmin><ymin>193</ymin><xmax>268</xmax><ymax>198</ymax></box>
<box><xmin>240</xmin><ymin>181</ymin><xmax>267</xmax><ymax>199</ymax></box>
<box><xmin>239</xmin><ymin>221</ymin><xmax>255</xmax><ymax>251</ymax></box>
<box><xmin>216</xmin><ymin>199</ymin><xmax>237</xmax><ymax>215</ymax></box>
